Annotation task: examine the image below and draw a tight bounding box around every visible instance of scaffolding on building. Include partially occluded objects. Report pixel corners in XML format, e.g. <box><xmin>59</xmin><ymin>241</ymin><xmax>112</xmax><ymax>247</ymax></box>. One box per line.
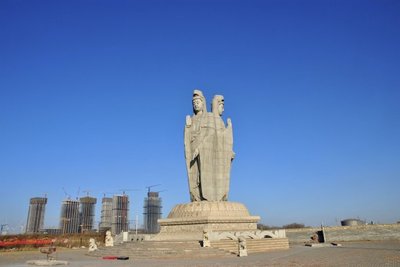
<box><xmin>59</xmin><ymin>199</ymin><xmax>80</xmax><ymax>234</ymax></box>
<box><xmin>99</xmin><ymin>196</ymin><xmax>113</xmax><ymax>232</ymax></box>
<box><xmin>111</xmin><ymin>195</ymin><xmax>129</xmax><ymax>235</ymax></box>
<box><xmin>143</xmin><ymin>191</ymin><xmax>162</xmax><ymax>234</ymax></box>
<box><xmin>79</xmin><ymin>196</ymin><xmax>97</xmax><ymax>232</ymax></box>
<box><xmin>26</xmin><ymin>197</ymin><xmax>47</xmax><ymax>234</ymax></box>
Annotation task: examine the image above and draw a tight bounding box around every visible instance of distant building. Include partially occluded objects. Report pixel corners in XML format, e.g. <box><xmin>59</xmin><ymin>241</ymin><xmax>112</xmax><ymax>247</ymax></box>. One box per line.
<box><xmin>111</xmin><ymin>195</ymin><xmax>129</xmax><ymax>235</ymax></box>
<box><xmin>1</xmin><ymin>224</ymin><xmax>9</xmax><ymax>235</ymax></box>
<box><xmin>99</xmin><ymin>197</ymin><xmax>113</xmax><ymax>232</ymax></box>
<box><xmin>26</xmin><ymin>197</ymin><xmax>47</xmax><ymax>234</ymax></box>
<box><xmin>40</xmin><ymin>228</ymin><xmax>62</xmax><ymax>235</ymax></box>
<box><xmin>59</xmin><ymin>199</ymin><xmax>80</xmax><ymax>234</ymax></box>
<box><xmin>80</xmin><ymin>196</ymin><xmax>97</xmax><ymax>232</ymax></box>
<box><xmin>341</xmin><ymin>218</ymin><xmax>366</xmax><ymax>226</ymax></box>
<box><xmin>143</xmin><ymin>192</ymin><xmax>162</xmax><ymax>234</ymax></box>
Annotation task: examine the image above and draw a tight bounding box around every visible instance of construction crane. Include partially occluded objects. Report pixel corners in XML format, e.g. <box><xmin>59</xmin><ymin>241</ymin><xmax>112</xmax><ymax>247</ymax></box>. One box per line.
<box><xmin>62</xmin><ymin>187</ymin><xmax>71</xmax><ymax>199</ymax></box>
<box><xmin>146</xmin><ymin>184</ymin><xmax>161</xmax><ymax>193</ymax></box>
<box><xmin>102</xmin><ymin>192</ymin><xmax>114</xmax><ymax>197</ymax></box>
<box><xmin>76</xmin><ymin>187</ymin><xmax>81</xmax><ymax>200</ymax></box>
<box><xmin>118</xmin><ymin>189</ymin><xmax>139</xmax><ymax>195</ymax></box>
<box><xmin>82</xmin><ymin>190</ymin><xmax>91</xmax><ymax>197</ymax></box>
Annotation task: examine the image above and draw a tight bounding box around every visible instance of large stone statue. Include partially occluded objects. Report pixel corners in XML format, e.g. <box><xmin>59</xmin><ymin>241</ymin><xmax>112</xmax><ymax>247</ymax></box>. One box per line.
<box><xmin>155</xmin><ymin>89</ymin><xmax>261</xmax><ymax>241</ymax></box>
<box><xmin>184</xmin><ymin>90</ymin><xmax>234</xmax><ymax>201</ymax></box>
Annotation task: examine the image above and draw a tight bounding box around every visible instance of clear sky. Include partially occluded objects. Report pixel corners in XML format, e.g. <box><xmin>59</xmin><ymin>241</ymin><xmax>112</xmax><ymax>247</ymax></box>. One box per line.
<box><xmin>1</xmin><ymin>0</ymin><xmax>399</xmax><ymax>233</ymax></box>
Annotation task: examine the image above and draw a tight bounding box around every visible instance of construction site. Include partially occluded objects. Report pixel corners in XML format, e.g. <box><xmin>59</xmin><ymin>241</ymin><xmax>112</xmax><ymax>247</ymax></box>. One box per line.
<box><xmin>2</xmin><ymin>184</ymin><xmax>165</xmax><ymax>239</ymax></box>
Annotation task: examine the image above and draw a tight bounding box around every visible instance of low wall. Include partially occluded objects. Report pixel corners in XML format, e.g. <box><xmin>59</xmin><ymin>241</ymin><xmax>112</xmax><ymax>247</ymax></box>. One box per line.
<box><xmin>0</xmin><ymin>233</ymin><xmax>104</xmax><ymax>250</ymax></box>
<box><xmin>286</xmin><ymin>224</ymin><xmax>400</xmax><ymax>244</ymax></box>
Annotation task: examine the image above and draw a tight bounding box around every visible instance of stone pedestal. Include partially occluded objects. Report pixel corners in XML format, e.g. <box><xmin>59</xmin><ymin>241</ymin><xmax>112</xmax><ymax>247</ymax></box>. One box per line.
<box><xmin>153</xmin><ymin>201</ymin><xmax>260</xmax><ymax>241</ymax></box>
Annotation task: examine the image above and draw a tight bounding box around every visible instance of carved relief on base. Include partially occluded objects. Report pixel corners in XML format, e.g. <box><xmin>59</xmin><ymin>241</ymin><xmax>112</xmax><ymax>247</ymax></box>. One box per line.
<box><xmin>154</xmin><ymin>201</ymin><xmax>260</xmax><ymax>240</ymax></box>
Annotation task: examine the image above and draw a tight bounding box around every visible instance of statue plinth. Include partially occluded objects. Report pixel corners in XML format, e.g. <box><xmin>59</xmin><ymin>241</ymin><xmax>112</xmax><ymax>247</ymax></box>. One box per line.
<box><xmin>153</xmin><ymin>201</ymin><xmax>260</xmax><ymax>241</ymax></box>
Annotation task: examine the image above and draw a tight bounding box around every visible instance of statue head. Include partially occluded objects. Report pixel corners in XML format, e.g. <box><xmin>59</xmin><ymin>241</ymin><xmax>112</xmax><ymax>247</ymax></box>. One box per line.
<box><xmin>212</xmin><ymin>95</ymin><xmax>224</xmax><ymax>116</ymax></box>
<box><xmin>192</xmin><ymin>89</ymin><xmax>207</xmax><ymax>115</ymax></box>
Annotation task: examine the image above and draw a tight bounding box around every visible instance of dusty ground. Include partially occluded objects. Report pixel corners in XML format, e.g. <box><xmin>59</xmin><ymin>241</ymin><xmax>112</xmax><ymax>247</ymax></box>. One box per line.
<box><xmin>1</xmin><ymin>240</ymin><xmax>399</xmax><ymax>267</ymax></box>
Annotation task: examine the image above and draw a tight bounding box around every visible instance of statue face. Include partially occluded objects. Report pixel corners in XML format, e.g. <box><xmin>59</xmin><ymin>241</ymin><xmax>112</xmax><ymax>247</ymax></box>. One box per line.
<box><xmin>218</xmin><ymin>102</ymin><xmax>224</xmax><ymax>115</ymax></box>
<box><xmin>192</xmin><ymin>98</ymin><xmax>203</xmax><ymax>113</ymax></box>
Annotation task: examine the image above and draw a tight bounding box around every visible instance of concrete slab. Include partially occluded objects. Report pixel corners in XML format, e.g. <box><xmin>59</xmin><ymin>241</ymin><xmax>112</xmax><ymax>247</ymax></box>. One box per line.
<box><xmin>26</xmin><ymin>260</ymin><xmax>68</xmax><ymax>266</ymax></box>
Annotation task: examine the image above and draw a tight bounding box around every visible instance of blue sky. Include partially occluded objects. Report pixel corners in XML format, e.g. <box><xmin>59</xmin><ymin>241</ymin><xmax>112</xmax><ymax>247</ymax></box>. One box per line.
<box><xmin>1</xmin><ymin>0</ymin><xmax>399</xmax><ymax>232</ymax></box>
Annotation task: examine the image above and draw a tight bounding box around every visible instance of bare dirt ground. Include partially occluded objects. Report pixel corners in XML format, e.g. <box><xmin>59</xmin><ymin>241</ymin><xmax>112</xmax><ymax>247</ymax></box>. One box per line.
<box><xmin>1</xmin><ymin>240</ymin><xmax>400</xmax><ymax>267</ymax></box>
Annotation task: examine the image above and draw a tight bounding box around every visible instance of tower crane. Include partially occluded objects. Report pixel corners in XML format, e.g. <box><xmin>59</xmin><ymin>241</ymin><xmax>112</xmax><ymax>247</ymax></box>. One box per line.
<box><xmin>146</xmin><ymin>184</ymin><xmax>161</xmax><ymax>193</ymax></box>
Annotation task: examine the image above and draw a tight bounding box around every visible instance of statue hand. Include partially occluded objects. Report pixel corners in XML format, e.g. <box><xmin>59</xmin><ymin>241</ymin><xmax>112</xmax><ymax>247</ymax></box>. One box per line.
<box><xmin>192</xmin><ymin>148</ymin><xmax>199</xmax><ymax>160</ymax></box>
<box><xmin>227</xmin><ymin>118</ymin><xmax>232</xmax><ymax>128</ymax></box>
<box><xmin>186</xmin><ymin>115</ymin><xmax>192</xmax><ymax>126</ymax></box>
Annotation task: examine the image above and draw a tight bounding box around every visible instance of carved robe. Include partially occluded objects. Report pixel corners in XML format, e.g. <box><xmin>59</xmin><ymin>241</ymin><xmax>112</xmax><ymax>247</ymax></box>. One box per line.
<box><xmin>184</xmin><ymin>93</ymin><xmax>234</xmax><ymax>202</ymax></box>
<box><xmin>204</xmin><ymin>112</ymin><xmax>233</xmax><ymax>201</ymax></box>
<box><xmin>184</xmin><ymin>111</ymin><xmax>209</xmax><ymax>201</ymax></box>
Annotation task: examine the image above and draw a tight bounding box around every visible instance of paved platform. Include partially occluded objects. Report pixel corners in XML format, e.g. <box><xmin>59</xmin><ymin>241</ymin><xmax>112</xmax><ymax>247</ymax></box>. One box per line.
<box><xmin>1</xmin><ymin>240</ymin><xmax>399</xmax><ymax>266</ymax></box>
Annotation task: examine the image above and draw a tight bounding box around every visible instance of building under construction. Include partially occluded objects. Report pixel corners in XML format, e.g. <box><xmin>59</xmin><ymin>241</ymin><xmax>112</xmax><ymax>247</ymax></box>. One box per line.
<box><xmin>143</xmin><ymin>191</ymin><xmax>162</xmax><ymax>234</ymax></box>
<box><xmin>79</xmin><ymin>196</ymin><xmax>97</xmax><ymax>232</ymax></box>
<box><xmin>99</xmin><ymin>197</ymin><xmax>113</xmax><ymax>232</ymax></box>
<box><xmin>26</xmin><ymin>197</ymin><xmax>47</xmax><ymax>234</ymax></box>
<box><xmin>111</xmin><ymin>195</ymin><xmax>129</xmax><ymax>235</ymax></box>
<box><xmin>59</xmin><ymin>199</ymin><xmax>80</xmax><ymax>234</ymax></box>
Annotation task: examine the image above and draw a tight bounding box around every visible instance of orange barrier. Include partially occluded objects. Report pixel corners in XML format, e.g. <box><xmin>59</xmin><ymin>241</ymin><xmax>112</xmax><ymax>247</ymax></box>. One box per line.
<box><xmin>0</xmin><ymin>239</ymin><xmax>53</xmax><ymax>247</ymax></box>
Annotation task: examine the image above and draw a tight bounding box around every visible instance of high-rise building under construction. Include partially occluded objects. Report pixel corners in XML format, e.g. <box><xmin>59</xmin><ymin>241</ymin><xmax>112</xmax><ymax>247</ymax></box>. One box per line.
<box><xmin>99</xmin><ymin>197</ymin><xmax>113</xmax><ymax>232</ymax></box>
<box><xmin>111</xmin><ymin>195</ymin><xmax>129</xmax><ymax>235</ymax></box>
<box><xmin>143</xmin><ymin>191</ymin><xmax>162</xmax><ymax>234</ymax></box>
<box><xmin>26</xmin><ymin>197</ymin><xmax>47</xmax><ymax>234</ymax></box>
<box><xmin>59</xmin><ymin>199</ymin><xmax>80</xmax><ymax>234</ymax></box>
<box><xmin>79</xmin><ymin>196</ymin><xmax>97</xmax><ymax>232</ymax></box>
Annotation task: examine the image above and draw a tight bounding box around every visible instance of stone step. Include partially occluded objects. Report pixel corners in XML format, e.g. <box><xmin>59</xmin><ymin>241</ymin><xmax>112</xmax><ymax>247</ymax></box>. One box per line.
<box><xmin>88</xmin><ymin>240</ymin><xmax>233</xmax><ymax>259</ymax></box>
<box><xmin>91</xmin><ymin>250</ymin><xmax>231</xmax><ymax>259</ymax></box>
<box><xmin>211</xmin><ymin>238</ymin><xmax>289</xmax><ymax>254</ymax></box>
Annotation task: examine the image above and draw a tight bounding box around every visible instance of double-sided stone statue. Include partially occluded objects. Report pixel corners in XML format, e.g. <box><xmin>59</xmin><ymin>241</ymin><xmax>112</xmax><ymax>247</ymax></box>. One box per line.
<box><xmin>155</xmin><ymin>89</ymin><xmax>260</xmax><ymax>241</ymax></box>
<box><xmin>184</xmin><ymin>90</ymin><xmax>234</xmax><ymax>201</ymax></box>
